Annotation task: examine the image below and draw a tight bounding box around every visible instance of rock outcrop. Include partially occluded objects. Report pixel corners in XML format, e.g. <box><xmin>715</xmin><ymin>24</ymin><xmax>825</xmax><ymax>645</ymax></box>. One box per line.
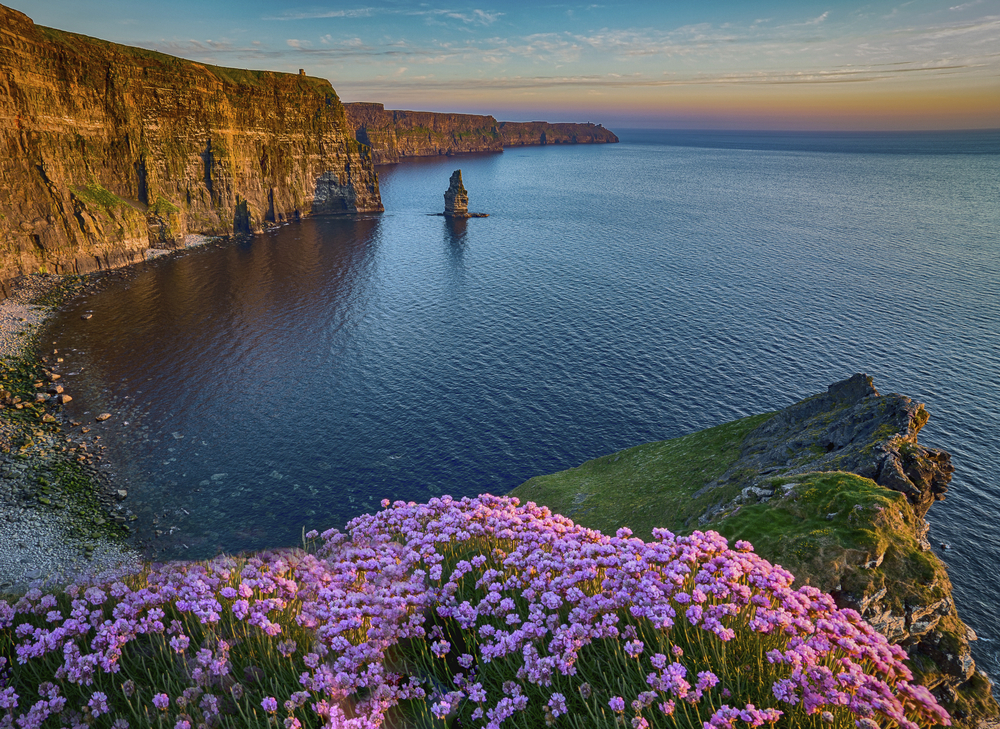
<box><xmin>0</xmin><ymin>4</ymin><xmax>382</xmax><ymax>293</ymax></box>
<box><xmin>692</xmin><ymin>374</ymin><xmax>995</xmax><ymax>724</ymax></box>
<box><xmin>443</xmin><ymin>170</ymin><xmax>469</xmax><ymax>218</ymax></box>
<box><xmin>695</xmin><ymin>374</ymin><xmax>952</xmax><ymax>524</ymax></box>
<box><xmin>512</xmin><ymin>374</ymin><xmax>998</xmax><ymax>727</ymax></box>
<box><xmin>498</xmin><ymin>120</ymin><xmax>620</xmax><ymax>147</ymax></box>
<box><xmin>343</xmin><ymin>103</ymin><xmax>618</xmax><ymax>164</ymax></box>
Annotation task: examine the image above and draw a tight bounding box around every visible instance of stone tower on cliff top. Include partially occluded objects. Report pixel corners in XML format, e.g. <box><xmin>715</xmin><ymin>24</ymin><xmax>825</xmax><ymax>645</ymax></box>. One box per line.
<box><xmin>444</xmin><ymin>170</ymin><xmax>469</xmax><ymax>218</ymax></box>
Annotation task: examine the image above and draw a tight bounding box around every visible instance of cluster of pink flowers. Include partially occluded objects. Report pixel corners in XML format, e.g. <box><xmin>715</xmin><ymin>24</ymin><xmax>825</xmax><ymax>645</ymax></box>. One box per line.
<box><xmin>0</xmin><ymin>494</ymin><xmax>950</xmax><ymax>729</ymax></box>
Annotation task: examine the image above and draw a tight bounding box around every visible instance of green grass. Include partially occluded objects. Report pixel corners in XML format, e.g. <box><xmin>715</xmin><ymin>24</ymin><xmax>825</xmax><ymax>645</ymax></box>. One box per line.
<box><xmin>509</xmin><ymin>412</ymin><xmax>773</xmax><ymax>539</ymax></box>
<box><xmin>708</xmin><ymin>471</ymin><xmax>947</xmax><ymax>611</ymax></box>
<box><xmin>510</xmin><ymin>413</ymin><xmax>950</xmax><ymax>618</ymax></box>
<box><xmin>149</xmin><ymin>196</ymin><xmax>180</xmax><ymax>216</ymax></box>
<box><xmin>72</xmin><ymin>182</ymin><xmax>128</xmax><ymax>211</ymax></box>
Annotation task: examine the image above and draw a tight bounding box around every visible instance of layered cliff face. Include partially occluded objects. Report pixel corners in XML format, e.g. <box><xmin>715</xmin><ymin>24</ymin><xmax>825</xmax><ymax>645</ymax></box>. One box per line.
<box><xmin>498</xmin><ymin>120</ymin><xmax>620</xmax><ymax>147</ymax></box>
<box><xmin>512</xmin><ymin>375</ymin><xmax>998</xmax><ymax>727</ymax></box>
<box><xmin>344</xmin><ymin>103</ymin><xmax>503</xmax><ymax>164</ymax></box>
<box><xmin>343</xmin><ymin>102</ymin><xmax>619</xmax><ymax>164</ymax></box>
<box><xmin>0</xmin><ymin>4</ymin><xmax>382</xmax><ymax>290</ymax></box>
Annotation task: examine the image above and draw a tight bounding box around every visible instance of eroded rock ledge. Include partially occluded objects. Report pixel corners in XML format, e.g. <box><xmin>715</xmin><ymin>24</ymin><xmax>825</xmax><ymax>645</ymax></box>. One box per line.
<box><xmin>512</xmin><ymin>374</ymin><xmax>998</xmax><ymax>726</ymax></box>
<box><xmin>696</xmin><ymin>375</ymin><xmax>994</xmax><ymax>723</ymax></box>
<box><xmin>0</xmin><ymin>3</ymin><xmax>382</xmax><ymax>293</ymax></box>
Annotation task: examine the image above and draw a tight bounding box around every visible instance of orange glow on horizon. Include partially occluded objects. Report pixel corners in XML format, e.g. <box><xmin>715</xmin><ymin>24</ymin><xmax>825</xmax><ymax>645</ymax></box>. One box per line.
<box><xmin>359</xmin><ymin>77</ymin><xmax>1000</xmax><ymax>131</ymax></box>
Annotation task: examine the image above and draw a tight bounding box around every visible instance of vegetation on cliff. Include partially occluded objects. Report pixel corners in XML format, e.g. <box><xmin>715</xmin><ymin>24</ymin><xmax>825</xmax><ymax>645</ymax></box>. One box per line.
<box><xmin>511</xmin><ymin>376</ymin><xmax>998</xmax><ymax>727</ymax></box>
<box><xmin>0</xmin><ymin>3</ymin><xmax>382</xmax><ymax>291</ymax></box>
<box><xmin>1</xmin><ymin>495</ymin><xmax>952</xmax><ymax>729</ymax></box>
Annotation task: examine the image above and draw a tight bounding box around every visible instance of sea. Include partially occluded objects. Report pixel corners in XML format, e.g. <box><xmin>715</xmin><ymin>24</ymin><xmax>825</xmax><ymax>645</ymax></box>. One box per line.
<box><xmin>42</xmin><ymin>128</ymin><xmax>1000</xmax><ymax>677</ymax></box>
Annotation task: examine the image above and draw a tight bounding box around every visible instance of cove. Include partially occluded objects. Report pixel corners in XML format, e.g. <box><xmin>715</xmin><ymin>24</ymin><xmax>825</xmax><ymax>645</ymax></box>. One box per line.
<box><xmin>41</xmin><ymin>131</ymin><xmax>1000</xmax><ymax>676</ymax></box>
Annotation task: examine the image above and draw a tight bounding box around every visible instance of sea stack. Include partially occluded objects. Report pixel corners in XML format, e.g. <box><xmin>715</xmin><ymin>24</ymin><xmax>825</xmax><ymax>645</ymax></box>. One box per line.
<box><xmin>444</xmin><ymin>170</ymin><xmax>470</xmax><ymax>218</ymax></box>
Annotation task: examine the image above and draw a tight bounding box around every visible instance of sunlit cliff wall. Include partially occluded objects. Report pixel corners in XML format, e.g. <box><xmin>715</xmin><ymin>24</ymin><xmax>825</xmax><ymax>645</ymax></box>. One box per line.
<box><xmin>0</xmin><ymin>4</ymin><xmax>382</xmax><ymax>291</ymax></box>
<box><xmin>344</xmin><ymin>102</ymin><xmax>619</xmax><ymax>165</ymax></box>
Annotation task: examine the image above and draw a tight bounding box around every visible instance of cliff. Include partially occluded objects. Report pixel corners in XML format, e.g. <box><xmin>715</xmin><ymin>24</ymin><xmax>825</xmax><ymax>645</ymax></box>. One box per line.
<box><xmin>511</xmin><ymin>374</ymin><xmax>999</xmax><ymax>727</ymax></box>
<box><xmin>343</xmin><ymin>102</ymin><xmax>619</xmax><ymax>164</ymax></box>
<box><xmin>0</xmin><ymin>4</ymin><xmax>382</xmax><ymax>292</ymax></box>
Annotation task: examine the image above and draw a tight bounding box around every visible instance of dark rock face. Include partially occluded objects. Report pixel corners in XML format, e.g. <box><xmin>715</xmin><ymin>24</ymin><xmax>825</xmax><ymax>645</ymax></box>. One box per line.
<box><xmin>713</xmin><ymin>373</ymin><xmax>953</xmax><ymax>520</ymax></box>
<box><xmin>444</xmin><ymin>170</ymin><xmax>469</xmax><ymax>218</ymax></box>
<box><xmin>343</xmin><ymin>103</ymin><xmax>619</xmax><ymax>164</ymax></box>
<box><xmin>0</xmin><ymin>3</ymin><xmax>382</xmax><ymax>291</ymax></box>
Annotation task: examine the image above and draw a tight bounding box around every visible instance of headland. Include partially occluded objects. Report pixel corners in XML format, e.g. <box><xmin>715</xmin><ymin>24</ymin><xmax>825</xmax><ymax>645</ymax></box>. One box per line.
<box><xmin>511</xmin><ymin>374</ymin><xmax>999</xmax><ymax>726</ymax></box>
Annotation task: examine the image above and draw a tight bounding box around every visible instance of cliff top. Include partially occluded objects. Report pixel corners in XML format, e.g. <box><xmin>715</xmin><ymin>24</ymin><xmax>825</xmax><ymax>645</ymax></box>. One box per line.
<box><xmin>1</xmin><ymin>3</ymin><xmax>338</xmax><ymax>97</ymax></box>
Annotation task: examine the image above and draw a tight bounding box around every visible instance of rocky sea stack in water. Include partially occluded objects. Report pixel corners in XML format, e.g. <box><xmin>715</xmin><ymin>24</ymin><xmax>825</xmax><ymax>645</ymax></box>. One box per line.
<box><xmin>442</xmin><ymin>170</ymin><xmax>487</xmax><ymax>219</ymax></box>
<box><xmin>444</xmin><ymin>170</ymin><xmax>469</xmax><ymax>217</ymax></box>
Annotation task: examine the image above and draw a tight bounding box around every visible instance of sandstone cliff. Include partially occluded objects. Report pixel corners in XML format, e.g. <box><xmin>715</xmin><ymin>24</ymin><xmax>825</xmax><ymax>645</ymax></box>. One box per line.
<box><xmin>0</xmin><ymin>4</ymin><xmax>382</xmax><ymax>292</ymax></box>
<box><xmin>343</xmin><ymin>102</ymin><xmax>618</xmax><ymax>164</ymax></box>
<box><xmin>512</xmin><ymin>375</ymin><xmax>998</xmax><ymax>727</ymax></box>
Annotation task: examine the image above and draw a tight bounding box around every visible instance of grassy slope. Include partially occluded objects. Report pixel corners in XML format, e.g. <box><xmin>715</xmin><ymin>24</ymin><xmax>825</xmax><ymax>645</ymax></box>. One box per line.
<box><xmin>510</xmin><ymin>412</ymin><xmax>773</xmax><ymax>540</ymax></box>
<box><xmin>509</xmin><ymin>412</ymin><xmax>1000</xmax><ymax>725</ymax></box>
<box><xmin>510</xmin><ymin>415</ymin><xmax>947</xmax><ymax>608</ymax></box>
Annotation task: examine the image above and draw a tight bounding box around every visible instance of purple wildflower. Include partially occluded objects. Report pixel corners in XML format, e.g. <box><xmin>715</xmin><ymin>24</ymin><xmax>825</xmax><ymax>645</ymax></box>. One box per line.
<box><xmin>88</xmin><ymin>691</ymin><xmax>109</xmax><ymax>717</ymax></box>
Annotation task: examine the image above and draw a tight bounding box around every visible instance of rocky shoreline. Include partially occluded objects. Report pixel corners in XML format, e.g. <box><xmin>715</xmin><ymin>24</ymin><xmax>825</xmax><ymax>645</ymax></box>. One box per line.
<box><xmin>0</xmin><ymin>274</ymin><xmax>143</xmax><ymax>593</ymax></box>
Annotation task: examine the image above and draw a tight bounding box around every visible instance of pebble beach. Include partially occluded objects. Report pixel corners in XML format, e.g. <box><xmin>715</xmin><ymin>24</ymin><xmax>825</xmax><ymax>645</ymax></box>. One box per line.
<box><xmin>0</xmin><ymin>275</ymin><xmax>139</xmax><ymax>594</ymax></box>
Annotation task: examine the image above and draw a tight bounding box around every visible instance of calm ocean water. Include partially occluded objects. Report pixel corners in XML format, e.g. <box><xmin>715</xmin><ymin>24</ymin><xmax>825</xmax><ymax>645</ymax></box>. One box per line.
<box><xmin>44</xmin><ymin>129</ymin><xmax>1000</xmax><ymax>676</ymax></box>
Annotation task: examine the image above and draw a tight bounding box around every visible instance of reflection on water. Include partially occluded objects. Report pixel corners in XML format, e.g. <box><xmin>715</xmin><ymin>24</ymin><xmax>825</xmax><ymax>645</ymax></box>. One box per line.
<box><xmin>44</xmin><ymin>131</ymin><xmax>1000</xmax><ymax>678</ymax></box>
<box><xmin>445</xmin><ymin>217</ymin><xmax>469</xmax><ymax>246</ymax></box>
<box><xmin>51</xmin><ymin>216</ymin><xmax>386</xmax><ymax>557</ymax></box>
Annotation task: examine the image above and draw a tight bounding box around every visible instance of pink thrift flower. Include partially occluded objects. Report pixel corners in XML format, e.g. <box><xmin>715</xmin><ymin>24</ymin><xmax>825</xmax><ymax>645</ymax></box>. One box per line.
<box><xmin>609</xmin><ymin>696</ymin><xmax>625</xmax><ymax>712</ymax></box>
<box><xmin>547</xmin><ymin>693</ymin><xmax>567</xmax><ymax>718</ymax></box>
<box><xmin>153</xmin><ymin>693</ymin><xmax>169</xmax><ymax>710</ymax></box>
<box><xmin>261</xmin><ymin>696</ymin><xmax>278</xmax><ymax>713</ymax></box>
<box><xmin>88</xmin><ymin>691</ymin><xmax>109</xmax><ymax>717</ymax></box>
<box><xmin>625</xmin><ymin>640</ymin><xmax>644</xmax><ymax>658</ymax></box>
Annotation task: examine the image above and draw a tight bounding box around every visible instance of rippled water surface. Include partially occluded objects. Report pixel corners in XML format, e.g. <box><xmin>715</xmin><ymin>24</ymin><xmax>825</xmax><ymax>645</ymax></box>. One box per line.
<box><xmin>45</xmin><ymin>129</ymin><xmax>1000</xmax><ymax>674</ymax></box>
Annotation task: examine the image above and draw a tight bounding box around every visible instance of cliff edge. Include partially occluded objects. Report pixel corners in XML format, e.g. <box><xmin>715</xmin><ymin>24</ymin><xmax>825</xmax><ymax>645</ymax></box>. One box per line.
<box><xmin>343</xmin><ymin>102</ymin><xmax>619</xmax><ymax>164</ymax></box>
<box><xmin>0</xmin><ymin>4</ymin><xmax>382</xmax><ymax>291</ymax></box>
<box><xmin>512</xmin><ymin>374</ymin><xmax>998</xmax><ymax>727</ymax></box>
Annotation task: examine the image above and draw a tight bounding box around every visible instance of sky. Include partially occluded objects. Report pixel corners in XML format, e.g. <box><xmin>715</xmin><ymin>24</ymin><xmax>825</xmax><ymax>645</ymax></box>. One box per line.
<box><xmin>11</xmin><ymin>0</ymin><xmax>1000</xmax><ymax>130</ymax></box>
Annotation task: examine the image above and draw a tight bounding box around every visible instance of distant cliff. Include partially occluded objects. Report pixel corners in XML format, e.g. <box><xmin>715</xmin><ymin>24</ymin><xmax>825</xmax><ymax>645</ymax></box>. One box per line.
<box><xmin>344</xmin><ymin>102</ymin><xmax>618</xmax><ymax>164</ymax></box>
<box><xmin>0</xmin><ymin>4</ymin><xmax>382</xmax><ymax>290</ymax></box>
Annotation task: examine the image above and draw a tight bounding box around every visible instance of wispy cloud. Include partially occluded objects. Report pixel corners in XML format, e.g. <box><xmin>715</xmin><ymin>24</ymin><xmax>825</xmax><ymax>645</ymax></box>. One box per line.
<box><xmin>263</xmin><ymin>7</ymin><xmax>376</xmax><ymax>20</ymax></box>
<box><xmin>341</xmin><ymin>59</ymin><xmax>993</xmax><ymax>93</ymax></box>
<box><xmin>264</xmin><ymin>6</ymin><xmax>501</xmax><ymax>25</ymax></box>
<box><xmin>139</xmin><ymin>5</ymin><xmax>999</xmax><ymax>99</ymax></box>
